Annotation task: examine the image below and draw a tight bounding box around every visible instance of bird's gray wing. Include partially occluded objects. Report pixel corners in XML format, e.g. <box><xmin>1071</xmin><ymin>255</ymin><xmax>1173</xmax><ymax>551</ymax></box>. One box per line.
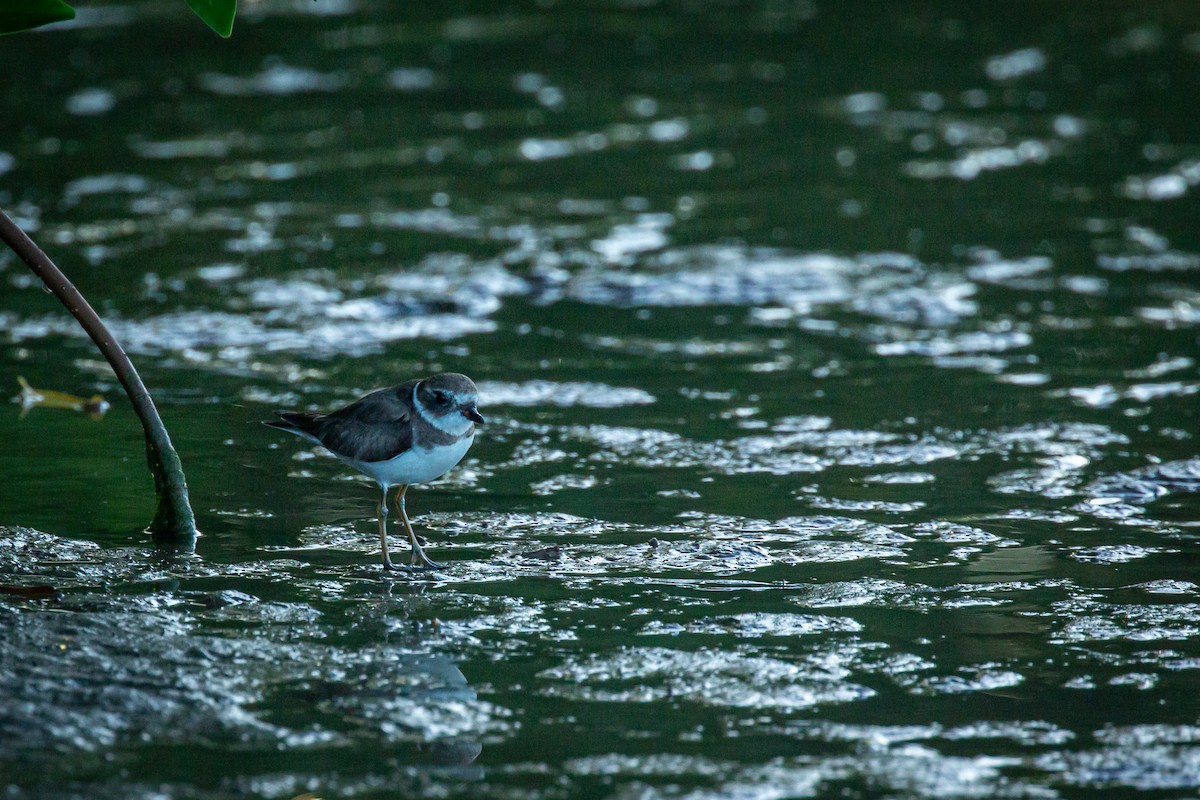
<box><xmin>314</xmin><ymin>381</ymin><xmax>418</xmax><ymax>463</ymax></box>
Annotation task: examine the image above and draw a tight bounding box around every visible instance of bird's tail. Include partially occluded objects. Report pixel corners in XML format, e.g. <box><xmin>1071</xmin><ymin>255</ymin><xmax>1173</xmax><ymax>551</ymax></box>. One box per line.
<box><xmin>263</xmin><ymin>411</ymin><xmax>323</xmax><ymax>443</ymax></box>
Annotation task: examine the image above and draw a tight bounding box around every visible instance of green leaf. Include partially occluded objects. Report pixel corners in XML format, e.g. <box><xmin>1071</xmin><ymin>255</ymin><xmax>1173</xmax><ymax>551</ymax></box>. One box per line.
<box><xmin>0</xmin><ymin>0</ymin><xmax>76</xmax><ymax>36</ymax></box>
<box><xmin>186</xmin><ymin>0</ymin><xmax>237</xmax><ymax>38</ymax></box>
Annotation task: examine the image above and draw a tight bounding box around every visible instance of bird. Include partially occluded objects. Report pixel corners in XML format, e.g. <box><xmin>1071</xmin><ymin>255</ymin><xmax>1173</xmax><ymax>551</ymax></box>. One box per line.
<box><xmin>264</xmin><ymin>372</ymin><xmax>483</xmax><ymax>571</ymax></box>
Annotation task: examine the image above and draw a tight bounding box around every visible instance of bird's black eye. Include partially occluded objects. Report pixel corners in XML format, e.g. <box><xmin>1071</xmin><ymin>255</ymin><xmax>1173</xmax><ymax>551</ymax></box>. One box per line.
<box><xmin>433</xmin><ymin>391</ymin><xmax>450</xmax><ymax>406</ymax></box>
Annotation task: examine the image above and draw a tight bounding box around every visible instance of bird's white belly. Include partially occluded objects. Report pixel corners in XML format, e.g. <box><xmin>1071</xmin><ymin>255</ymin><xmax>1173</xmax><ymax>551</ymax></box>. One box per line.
<box><xmin>342</xmin><ymin>434</ymin><xmax>474</xmax><ymax>488</ymax></box>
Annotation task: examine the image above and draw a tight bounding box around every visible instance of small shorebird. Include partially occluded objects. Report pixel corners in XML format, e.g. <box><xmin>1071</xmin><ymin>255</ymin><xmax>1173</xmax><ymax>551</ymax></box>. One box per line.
<box><xmin>265</xmin><ymin>373</ymin><xmax>483</xmax><ymax>571</ymax></box>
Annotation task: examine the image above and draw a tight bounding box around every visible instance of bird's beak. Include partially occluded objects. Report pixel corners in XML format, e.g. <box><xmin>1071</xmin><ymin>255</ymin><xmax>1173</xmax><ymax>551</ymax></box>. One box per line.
<box><xmin>462</xmin><ymin>406</ymin><xmax>485</xmax><ymax>424</ymax></box>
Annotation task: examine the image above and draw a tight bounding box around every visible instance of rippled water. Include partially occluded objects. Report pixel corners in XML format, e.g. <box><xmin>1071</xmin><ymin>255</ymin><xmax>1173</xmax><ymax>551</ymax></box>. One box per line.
<box><xmin>3</xmin><ymin>2</ymin><xmax>1200</xmax><ymax>798</ymax></box>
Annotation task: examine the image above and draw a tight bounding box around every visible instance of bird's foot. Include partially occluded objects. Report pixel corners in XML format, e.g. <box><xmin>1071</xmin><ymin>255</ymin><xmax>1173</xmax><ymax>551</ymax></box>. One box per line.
<box><xmin>410</xmin><ymin>554</ymin><xmax>443</xmax><ymax>570</ymax></box>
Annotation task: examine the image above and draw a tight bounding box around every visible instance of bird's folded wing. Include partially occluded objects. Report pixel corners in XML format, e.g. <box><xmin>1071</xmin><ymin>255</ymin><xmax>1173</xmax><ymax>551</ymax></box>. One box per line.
<box><xmin>316</xmin><ymin>382</ymin><xmax>418</xmax><ymax>462</ymax></box>
<box><xmin>320</xmin><ymin>420</ymin><xmax>414</xmax><ymax>463</ymax></box>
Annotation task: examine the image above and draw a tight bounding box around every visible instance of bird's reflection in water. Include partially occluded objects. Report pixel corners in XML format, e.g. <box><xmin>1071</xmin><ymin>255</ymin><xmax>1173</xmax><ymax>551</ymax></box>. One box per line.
<box><xmin>377</xmin><ymin>580</ymin><xmax>484</xmax><ymax>780</ymax></box>
<box><xmin>277</xmin><ymin>579</ymin><xmax>486</xmax><ymax>790</ymax></box>
<box><xmin>280</xmin><ymin>650</ymin><xmax>484</xmax><ymax>778</ymax></box>
<box><xmin>409</xmin><ymin>652</ymin><xmax>485</xmax><ymax>771</ymax></box>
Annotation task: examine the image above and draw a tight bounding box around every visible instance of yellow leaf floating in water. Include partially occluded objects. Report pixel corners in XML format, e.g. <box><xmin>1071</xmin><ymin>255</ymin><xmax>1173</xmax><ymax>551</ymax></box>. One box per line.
<box><xmin>13</xmin><ymin>376</ymin><xmax>110</xmax><ymax>420</ymax></box>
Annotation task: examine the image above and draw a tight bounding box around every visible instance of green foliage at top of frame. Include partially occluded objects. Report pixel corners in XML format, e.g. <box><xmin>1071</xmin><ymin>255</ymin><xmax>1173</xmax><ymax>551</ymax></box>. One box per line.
<box><xmin>0</xmin><ymin>0</ymin><xmax>238</xmax><ymax>37</ymax></box>
<box><xmin>0</xmin><ymin>0</ymin><xmax>74</xmax><ymax>35</ymax></box>
<box><xmin>185</xmin><ymin>0</ymin><xmax>237</xmax><ymax>37</ymax></box>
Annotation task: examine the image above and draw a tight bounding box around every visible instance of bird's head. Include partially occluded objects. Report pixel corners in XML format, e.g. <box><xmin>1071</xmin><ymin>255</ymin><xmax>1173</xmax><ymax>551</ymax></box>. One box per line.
<box><xmin>416</xmin><ymin>373</ymin><xmax>484</xmax><ymax>433</ymax></box>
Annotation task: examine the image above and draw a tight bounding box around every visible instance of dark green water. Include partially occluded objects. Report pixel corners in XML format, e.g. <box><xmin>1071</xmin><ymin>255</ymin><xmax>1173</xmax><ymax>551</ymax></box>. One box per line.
<box><xmin>3</xmin><ymin>2</ymin><xmax>1200</xmax><ymax>797</ymax></box>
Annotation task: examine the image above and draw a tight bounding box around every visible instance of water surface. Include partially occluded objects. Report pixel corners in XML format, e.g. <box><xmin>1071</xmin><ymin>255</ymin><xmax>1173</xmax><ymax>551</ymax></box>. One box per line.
<box><xmin>2</xmin><ymin>2</ymin><xmax>1199</xmax><ymax>798</ymax></box>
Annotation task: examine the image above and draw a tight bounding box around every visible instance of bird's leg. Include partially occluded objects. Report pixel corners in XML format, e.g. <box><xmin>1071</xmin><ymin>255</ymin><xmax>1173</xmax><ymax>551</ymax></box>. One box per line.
<box><xmin>394</xmin><ymin>485</ymin><xmax>442</xmax><ymax>570</ymax></box>
<box><xmin>378</xmin><ymin>484</ymin><xmax>400</xmax><ymax>571</ymax></box>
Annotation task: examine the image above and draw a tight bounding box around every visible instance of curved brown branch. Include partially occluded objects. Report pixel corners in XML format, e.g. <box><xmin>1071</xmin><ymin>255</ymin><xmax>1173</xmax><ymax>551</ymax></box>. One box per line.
<box><xmin>0</xmin><ymin>207</ymin><xmax>197</xmax><ymax>544</ymax></box>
